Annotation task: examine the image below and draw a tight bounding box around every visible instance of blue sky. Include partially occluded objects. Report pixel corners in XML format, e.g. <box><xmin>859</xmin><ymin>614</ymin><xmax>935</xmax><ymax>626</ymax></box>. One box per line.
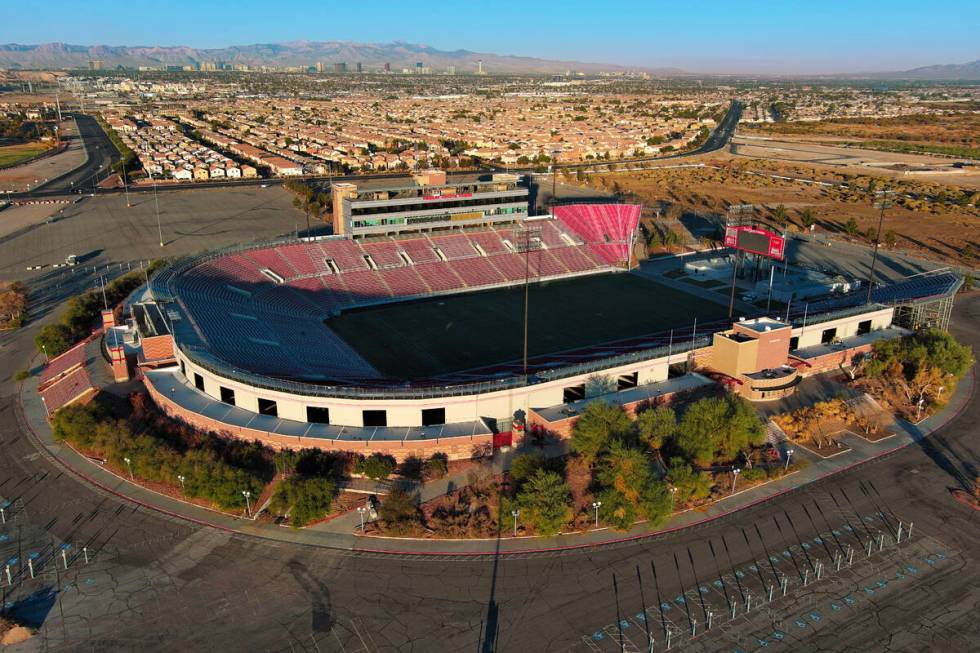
<box><xmin>2</xmin><ymin>0</ymin><xmax>977</xmax><ymax>73</ymax></box>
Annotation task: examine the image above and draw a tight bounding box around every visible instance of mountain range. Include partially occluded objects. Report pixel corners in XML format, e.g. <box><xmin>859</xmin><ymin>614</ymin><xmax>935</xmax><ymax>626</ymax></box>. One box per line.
<box><xmin>0</xmin><ymin>41</ymin><xmax>670</xmax><ymax>75</ymax></box>
<box><xmin>0</xmin><ymin>41</ymin><xmax>976</xmax><ymax>79</ymax></box>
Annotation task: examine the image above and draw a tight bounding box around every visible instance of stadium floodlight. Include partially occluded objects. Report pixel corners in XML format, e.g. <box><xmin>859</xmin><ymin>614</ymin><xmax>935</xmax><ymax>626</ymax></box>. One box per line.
<box><xmin>867</xmin><ymin>190</ymin><xmax>896</xmax><ymax>304</ymax></box>
<box><xmin>514</xmin><ymin>225</ymin><xmax>542</xmax><ymax>378</ymax></box>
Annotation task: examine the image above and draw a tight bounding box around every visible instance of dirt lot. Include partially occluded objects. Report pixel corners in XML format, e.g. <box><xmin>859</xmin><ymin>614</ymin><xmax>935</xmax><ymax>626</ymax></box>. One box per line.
<box><xmin>743</xmin><ymin>111</ymin><xmax>980</xmax><ymax>159</ymax></box>
<box><xmin>0</xmin><ymin>118</ymin><xmax>86</xmax><ymax>191</ymax></box>
<box><xmin>576</xmin><ymin>158</ymin><xmax>979</xmax><ymax>266</ymax></box>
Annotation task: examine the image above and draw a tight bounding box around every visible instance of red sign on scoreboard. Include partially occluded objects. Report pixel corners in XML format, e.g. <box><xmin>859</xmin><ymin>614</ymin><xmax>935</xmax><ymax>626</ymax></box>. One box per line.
<box><xmin>724</xmin><ymin>226</ymin><xmax>785</xmax><ymax>260</ymax></box>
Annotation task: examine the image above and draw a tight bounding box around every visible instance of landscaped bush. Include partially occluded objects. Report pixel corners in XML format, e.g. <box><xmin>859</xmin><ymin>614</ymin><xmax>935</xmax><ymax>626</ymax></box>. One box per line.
<box><xmin>423</xmin><ymin>453</ymin><xmax>449</xmax><ymax>480</ymax></box>
<box><xmin>377</xmin><ymin>487</ymin><xmax>423</xmax><ymax>535</ymax></box>
<box><xmin>270</xmin><ymin>476</ymin><xmax>337</xmax><ymax>528</ymax></box>
<box><xmin>52</xmin><ymin>398</ymin><xmax>269</xmax><ymax>511</ymax></box>
<box><xmin>741</xmin><ymin>468</ymin><xmax>767</xmax><ymax>483</ymax></box>
<box><xmin>354</xmin><ymin>453</ymin><xmax>397</xmax><ymax>480</ymax></box>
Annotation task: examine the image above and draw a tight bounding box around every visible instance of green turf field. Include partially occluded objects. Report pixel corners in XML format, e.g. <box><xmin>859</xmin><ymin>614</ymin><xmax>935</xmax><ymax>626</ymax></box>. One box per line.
<box><xmin>328</xmin><ymin>272</ymin><xmax>728</xmax><ymax>379</ymax></box>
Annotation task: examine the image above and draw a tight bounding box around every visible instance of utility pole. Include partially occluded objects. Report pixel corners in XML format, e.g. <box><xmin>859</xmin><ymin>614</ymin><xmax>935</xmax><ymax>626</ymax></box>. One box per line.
<box><xmin>153</xmin><ymin>180</ymin><xmax>163</xmax><ymax>247</ymax></box>
<box><xmin>867</xmin><ymin>190</ymin><xmax>895</xmax><ymax>304</ymax></box>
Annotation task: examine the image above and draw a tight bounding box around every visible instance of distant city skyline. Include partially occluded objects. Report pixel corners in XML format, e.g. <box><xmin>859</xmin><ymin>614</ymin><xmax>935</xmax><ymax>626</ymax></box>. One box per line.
<box><xmin>2</xmin><ymin>0</ymin><xmax>978</xmax><ymax>74</ymax></box>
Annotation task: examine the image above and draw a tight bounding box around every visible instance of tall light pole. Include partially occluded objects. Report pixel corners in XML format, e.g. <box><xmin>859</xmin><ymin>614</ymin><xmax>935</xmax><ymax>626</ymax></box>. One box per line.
<box><xmin>242</xmin><ymin>490</ymin><xmax>252</xmax><ymax>517</ymax></box>
<box><xmin>592</xmin><ymin>501</ymin><xmax>602</xmax><ymax>528</ymax></box>
<box><xmin>357</xmin><ymin>506</ymin><xmax>367</xmax><ymax>531</ymax></box>
<box><xmin>784</xmin><ymin>448</ymin><xmax>794</xmax><ymax>471</ymax></box>
<box><xmin>122</xmin><ymin>162</ymin><xmax>131</xmax><ymax>208</ymax></box>
<box><xmin>123</xmin><ymin>456</ymin><xmax>133</xmax><ymax>480</ymax></box>
<box><xmin>511</xmin><ymin>509</ymin><xmax>520</xmax><ymax>537</ymax></box>
<box><xmin>731</xmin><ymin>467</ymin><xmax>741</xmax><ymax>494</ymax></box>
<box><xmin>669</xmin><ymin>486</ymin><xmax>678</xmax><ymax>512</ymax></box>
<box><xmin>866</xmin><ymin>190</ymin><xmax>895</xmax><ymax>304</ymax></box>
<box><xmin>153</xmin><ymin>180</ymin><xmax>164</xmax><ymax>247</ymax></box>
<box><xmin>177</xmin><ymin>474</ymin><xmax>185</xmax><ymax>493</ymax></box>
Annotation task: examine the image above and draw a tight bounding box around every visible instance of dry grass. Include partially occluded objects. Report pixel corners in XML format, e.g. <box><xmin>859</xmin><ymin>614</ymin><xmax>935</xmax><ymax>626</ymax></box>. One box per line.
<box><xmin>575</xmin><ymin>160</ymin><xmax>979</xmax><ymax>266</ymax></box>
<box><xmin>744</xmin><ymin>113</ymin><xmax>980</xmax><ymax>153</ymax></box>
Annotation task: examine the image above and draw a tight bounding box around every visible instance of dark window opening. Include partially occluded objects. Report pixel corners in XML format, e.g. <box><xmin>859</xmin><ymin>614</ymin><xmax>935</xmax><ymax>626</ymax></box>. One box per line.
<box><xmin>180</xmin><ymin>360</ymin><xmax>186</xmax><ymax>377</ymax></box>
<box><xmin>857</xmin><ymin>320</ymin><xmax>872</xmax><ymax>336</ymax></box>
<box><xmin>363</xmin><ymin>409</ymin><xmax>387</xmax><ymax>427</ymax></box>
<box><xmin>821</xmin><ymin>328</ymin><xmax>837</xmax><ymax>345</ymax></box>
<box><xmin>422</xmin><ymin>408</ymin><xmax>446</xmax><ymax>426</ymax></box>
<box><xmin>258</xmin><ymin>398</ymin><xmax>278</xmax><ymax>417</ymax></box>
<box><xmin>307</xmin><ymin>406</ymin><xmax>330</xmax><ymax>424</ymax></box>
<box><xmin>563</xmin><ymin>384</ymin><xmax>585</xmax><ymax>403</ymax></box>
<box><xmin>193</xmin><ymin>373</ymin><xmax>205</xmax><ymax>391</ymax></box>
<box><xmin>219</xmin><ymin>386</ymin><xmax>236</xmax><ymax>406</ymax></box>
<box><xmin>617</xmin><ymin>372</ymin><xmax>638</xmax><ymax>391</ymax></box>
<box><xmin>789</xmin><ymin>336</ymin><xmax>799</xmax><ymax>351</ymax></box>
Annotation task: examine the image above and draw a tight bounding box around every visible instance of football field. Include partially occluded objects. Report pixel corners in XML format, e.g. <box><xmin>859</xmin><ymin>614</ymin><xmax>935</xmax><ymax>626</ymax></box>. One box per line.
<box><xmin>328</xmin><ymin>272</ymin><xmax>728</xmax><ymax>379</ymax></box>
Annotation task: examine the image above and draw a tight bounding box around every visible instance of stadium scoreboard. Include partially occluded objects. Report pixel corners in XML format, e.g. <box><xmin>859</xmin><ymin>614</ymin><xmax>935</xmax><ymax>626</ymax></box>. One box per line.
<box><xmin>724</xmin><ymin>226</ymin><xmax>785</xmax><ymax>260</ymax></box>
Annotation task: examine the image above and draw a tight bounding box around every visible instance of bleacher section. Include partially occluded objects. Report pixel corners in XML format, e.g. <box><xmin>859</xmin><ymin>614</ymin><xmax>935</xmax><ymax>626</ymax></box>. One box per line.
<box><xmin>172</xmin><ymin>213</ymin><xmax>634</xmax><ymax>382</ymax></box>
<box><xmin>553</xmin><ymin>204</ymin><xmax>641</xmax><ymax>265</ymax></box>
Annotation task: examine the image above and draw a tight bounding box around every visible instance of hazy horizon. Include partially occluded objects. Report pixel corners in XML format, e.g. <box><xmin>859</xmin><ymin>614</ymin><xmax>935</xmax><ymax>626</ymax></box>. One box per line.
<box><xmin>2</xmin><ymin>0</ymin><xmax>978</xmax><ymax>75</ymax></box>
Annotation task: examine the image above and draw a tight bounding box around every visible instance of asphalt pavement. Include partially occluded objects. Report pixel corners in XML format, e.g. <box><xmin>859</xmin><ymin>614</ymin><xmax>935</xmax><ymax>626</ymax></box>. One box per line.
<box><xmin>0</xmin><ymin>293</ymin><xmax>977</xmax><ymax>651</ymax></box>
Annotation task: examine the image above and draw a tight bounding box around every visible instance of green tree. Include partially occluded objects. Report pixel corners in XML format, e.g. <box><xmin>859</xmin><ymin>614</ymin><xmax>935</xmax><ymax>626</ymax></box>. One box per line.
<box><xmin>594</xmin><ymin>440</ymin><xmax>672</xmax><ymax>528</ymax></box>
<box><xmin>270</xmin><ymin>476</ymin><xmax>336</xmax><ymax>527</ymax></box>
<box><xmin>517</xmin><ymin>469</ymin><xmax>573</xmax><ymax>535</ymax></box>
<box><xmin>355</xmin><ymin>453</ymin><xmax>396</xmax><ymax>480</ymax></box>
<box><xmin>883</xmin><ymin>229</ymin><xmax>897</xmax><ymax>247</ymax></box>
<box><xmin>799</xmin><ymin>208</ymin><xmax>817</xmax><ymax>229</ymax></box>
<box><xmin>666</xmin><ymin>457</ymin><xmax>713</xmax><ymax>504</ymax></box>
<box><xmin>674</xmin><ymin>396</ymin><xmax>764</xmax><ymax>466</ymax></box>
<box><xmin>843</xmin><ymin>217</ymin><xmax>860</xmax><ymax>236</ymax></box>
<box><xmin>509</xmin><ymin>452</ymin><xmax>547</xmax><ymax>486</ymax></box>
<box><xmin>635</xmin><ymin>406</ymin><xmax>676</xmax><ymax>451</ymax></box>
<box><xmin>772</xmin><ymin>204</ymin><xmax>789</xmax><ymax>227</ymax></box>
<box><xmin>35</xmin><ymin>324</ymin><xmax>73</xmax><ymax>357</ymax></box>
<box><xmin>570</xmin><ymin>401</ymin><xmax>633</xmax><ymax>462</ymax></box>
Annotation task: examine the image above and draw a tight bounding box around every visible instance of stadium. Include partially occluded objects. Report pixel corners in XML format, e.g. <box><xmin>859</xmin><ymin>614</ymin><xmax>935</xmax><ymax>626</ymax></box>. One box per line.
<box><xmin>128</xmin><ymin>172</ymin><xmax>963</xmax><ymax>460</ymax></box>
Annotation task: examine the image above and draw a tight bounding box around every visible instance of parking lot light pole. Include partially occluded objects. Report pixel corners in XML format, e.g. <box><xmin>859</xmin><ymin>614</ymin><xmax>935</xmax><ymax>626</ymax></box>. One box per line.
<box><xmin>242</xmin><ymin>490</ymin><xmax>252</xmax><ymax>517</ymax></box>
<box><xmin>356</xmin><ymin>506</ymin><xmax>367</xmax><ymax>531</ymax></box>
<box><xmin>592</xmin><ymin>501</ymin><xmax>602</xmax><ymax>528</ymax></box>
<box><xmin>123</xmin><ymin>456</ymin><xmax>133</xmax><ymax>480</ymax></box>
<box><xmin>669</xmin><ymin>486</ymin><xmax>678</xmax><ymax>512</ymax></box>
<box><xmin>177</xmin><ymin>475</ymin><xmax>185</xmax><ymax>493</ymax></box>
<box><xmin>511</xmin><ymin>509</ymin><xmax>520</xmax><ymax>537</ymax></box>
<box><xmin>731</xmin><ymin>468</ymin><xmax>741</xmax><ymax>494</ymax></box>
<box><xmin>784</xmin><ymin>448</ymin><xmax>794</xmax><ymax>471</ymax></box>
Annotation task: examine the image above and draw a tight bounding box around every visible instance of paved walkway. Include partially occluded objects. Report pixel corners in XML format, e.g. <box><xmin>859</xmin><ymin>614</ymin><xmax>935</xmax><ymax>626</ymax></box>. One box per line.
<box><xmin>15</xmin><ymin>351</ymin><xmax>975</xmax><ymax>555</ymax></box>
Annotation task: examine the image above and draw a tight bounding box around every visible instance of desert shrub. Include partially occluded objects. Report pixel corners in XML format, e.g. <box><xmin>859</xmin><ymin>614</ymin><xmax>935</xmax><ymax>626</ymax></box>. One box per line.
<box><xmin>378</xmin><ymin>487</ymin><xmax>423</xmax><ymax>535</ymax></box>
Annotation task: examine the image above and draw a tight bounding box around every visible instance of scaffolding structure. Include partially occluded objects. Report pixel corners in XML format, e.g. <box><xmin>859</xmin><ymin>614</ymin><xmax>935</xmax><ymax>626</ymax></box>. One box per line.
<box><xmin>892</xmin><ymin>291</ymin><xmax>957</xmax><ymax>331</ymax></box>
